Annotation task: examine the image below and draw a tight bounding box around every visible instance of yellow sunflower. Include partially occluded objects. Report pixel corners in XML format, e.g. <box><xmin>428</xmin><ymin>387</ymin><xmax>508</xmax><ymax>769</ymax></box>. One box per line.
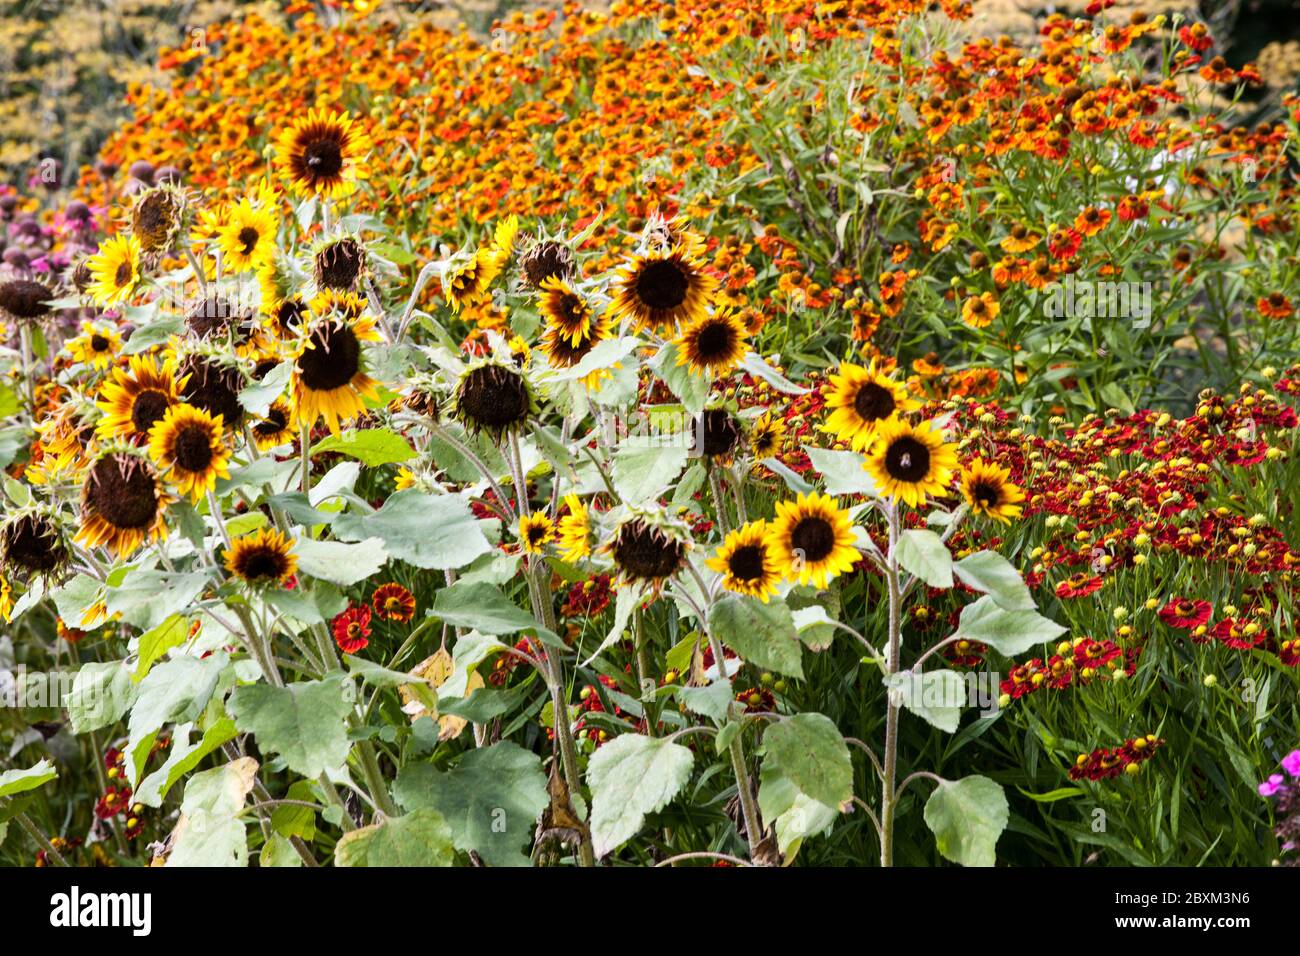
<box><xmin>537</xmin><ymin>275</ymin><xmax>592</xmax><ymax>346</ymax></box>
<box><xmin>556</xmin><ymin>494</ymin><xmax>591</xmax><ymax>563</ymax></box>
<box><xmin>65</xmin><ymin>321</ymin><xmax>122</xmax><ymax>370</ymax></box>
<box><xmin>75</xmin><ymin>451</ymin><xmax>172</xmax><ymax>558</ymax></box>
<box><xmin>223</xmin><ymin>527</ymin><xmax>297</xmax><ymax>587</ymax></box>
<box><xmin>95</xmin><ymin>354</ymin><xmax>185</xmax><ymax>442</ymax></box>
<box><xmin>863</xmin><ymin>417</ymin><xmax>959</xmax><ymax>509</ymax></box>
<box><xmin>444</xmin><ymin>246</ymin><xmax>504</xmax><ymax>315</ymax></box>
<box><xmin>674</xmin><ymin>308</ymin><xmax>749</xmax><ymax>376</ymax></box>
<box><xmin>766</xmin><ymin>492</ymin><xmax>859</xmax><ymax>588</ymax></box>
<box><xmin>251</xmin><ymin>400</ymin><xmax>295</xmax><ymax>451</ymax></box>
<box><xmin>275</xmin><ymin>108</ymin><xmax>372</xmax><ymax>199</ymax></box>
<box><xmin>749</xmin><ymin>411</ymin><xmax>787</xmax><ymax>460</ymax></box>
<box><xmin>518</xmin><ymin>513</ymin><xmax>555</xmax><ymax>554</ymax></box>
<box><xmin>291</xmin><ymin>312</ymin><xmax>382</xmax><ymax>435</ymax></box>
<box><xmin>822</xmin><ymin>361</ymin><xmax>917</xmax><ymax>452</ymax></box>
<box><xmin>960</xmin><ymin>458</ymin><xmax>1025</xmax><ymax>524</ymax></box>
<box><xmin>86</xmin><ymin>233</ymin><xmax>143</xmax><ymax>307</ymax></box>
<box><xmin>610</xmin><ymin>245</ymin><xmax>716</xmax><ymax>333</ymax></box>
<box><xmin>706</xmin><ymin>520</ymin><xmax>782</xmax><ymax>602</ymax></box>
<box><xmin>217</xmin><ymin>199</ymin><xmax>278</xmax><ymax>272</ymax></box>
<box><xmin>147</xmin><ymin>403</ymin><xmax>232</xmax><ymax>502</ymax></box>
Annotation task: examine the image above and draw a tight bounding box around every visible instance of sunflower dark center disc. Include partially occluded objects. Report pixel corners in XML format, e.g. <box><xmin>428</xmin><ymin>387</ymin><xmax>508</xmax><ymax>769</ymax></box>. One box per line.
<box><xmin>727</xmin><ymin>544</ymin><xmax>766</xmax><ymax>582</ymax></box>
<box><xmin>699</xmin><ymin>409</ymin><xmax>739</xmax><ymax>458</ymax></box>
<box><xmin>885</xmin><ymin>436</ymin><xmax>931</xmax><ymax>482</ymax></box>
<box><xmin>853</xmin><ymin>382</ymin><xmax>896</xmax><ymax>421</ymax></box>
<box><xmin>172</xmin><ymin>425</ymin><xmax>215</xmax><ymax>473</ymax></box>
<box><xmin>91</xmin><ymin>334</ymin><xmax>110</xmax><ymax>352</ymax></box>
<box><xmin>303</xmin><ymin>138</ymin><xmax>343</xmax><ymax>178</ymax></box>
<box><xmin>236</xmin><ymin>547</ymin><xmax>287</xmax><ymax>581</ymax></box>
<box><xmin>131</xmin><ymin>389</ymin><xmax>171</xmax><ymax>435</ymax></box>
<box><xmin>790</xmin><ymin>516</ymin><xmax>835</xmax><ymax>563</ymax></box>
<box><xmin>238</xmin><ymin>227</ymin><xmax>260</xmax><ymax>255</ymax></box>
<box><xmin>2</xmin><ymin>514</ymin><xmax>65</xmax><ymax>573</ymax></box>
<box><xmin>0</xmin><ymin>279</ymin><xmax>55</xmax><ymax>319</ymax></box>
<box><xmin>181</xmin><ymin>358</ymin><xmax>244</xmax><ymax>426</ymax></box>
<box><xmin>88</xmin><ymin>457</ymin><xmax>158</xmax><ymax>529</ymax></box>
<box><xmin>299</xmin><ymin>324</ymin><xmax>361</xmax><ymax>391</ymax></box>
<box><xmin>315</xmin><ymin>240</ymin><xmax>363</xmax><ymax>290</ymax></box>
<box><xmin>695</xmin><ymin>321</ymin><xmax>734</xmax><ymax>361</ymax></box>
<box><xmin>457</xmin><ymin>365</ymin><xmax>530</xmax><ymax>431</ymax></box>
<box><xmin>254</xmin><ymin>406</ymin><xmax>289</xmax><ymax>438</ymax></box>
<box><xmin>972</xmin><ymin>481</ymin><xmax>1001</xmax><ymax>508</ymax></box>
<box><xmin>636</xmin><ymin>259</ymin><xmax>689</xmax><ymax>310</ymax></box>
<box><xmin>523</xmin><ymin>241</ymin><xmax>574</xmax><ymax>288</ymax></box>
<box><xmin>613</xmin><ymin>521</ymin><xmax>684</xmax><ymax>580</ymax></box>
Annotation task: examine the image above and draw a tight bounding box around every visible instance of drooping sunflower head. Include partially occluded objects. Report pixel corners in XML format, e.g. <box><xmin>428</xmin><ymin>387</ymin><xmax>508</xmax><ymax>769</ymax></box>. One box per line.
<box><xmin>291</xmin><ymin>312</ymin><xmax>381</xmax><ymax>435</ymax></box>
<box><xmin>823</xmin><ymin>361</ymin><xmax>918</xmax><ymax>452</ymax></box>
<box><xmin>960</xmin><ymin>458</ymin><xmax>1025</xmax><ymax>524</ymax></box>
<box><xmin>223</xmin><ymin>527</ymin><xmax>297</xmax><ymax>587</ymax></box>
<box><xmin>696</xmin><ymin>407</ymin><xmax>742</xmax><ymax>460</ymax></box>
<box><xmin>520</xmin><ymin>238</ymin><xmax>576</xmax><ymax>290</ymax></box>
<box><xmin>607</xmin><ymin>513</ymin><xmax>689</xmax><ymax>588</ymax></box>
<box><xmin>397</xmin><ymin>373</ymin><xmax>442</xmax><ymax>422</ymax></box>
<box><xmin>749</xmin><ymin>411</ymin><xmax>787</xmax><ymax>460</ymax></box>
<box><xmin>444</xmin><ymin>245</ymin><xmax>504</xmax><ymax>315</ymax></box>
<box><xmin>66</xmin><ymin>321</ymin><xmax>122</xmax><ymax>370</ymax></box>
<box><xmin>706</xmin><ymin>520</ymin><xmax>782</xmax><ymax>602</ymax></box>
<box><xmin>178</xmin><ymin>353</ymin><xmax>245</xmax><ymax>428</ymax></box>
<box><xmin>313</xmin><ymin>235</ymin><xmax>366</xmax><ymax>292</ymax></box>
<box><xmin>86</xmin><ymin>234</ymin><xmax>143</xmax><ymax>307</ymax></box>
<box><xmin>766</xmin><ymin>492</ymin><xmax>859</xmax><ymax>589</ymax></box>
<box><xmin>518</xmin><ymin>513</ymin><xmax>556</xmax><ymax>555</ymax></box>
<box><xmin>130</xmin><ymin>183</ymin><xmax>188</xmax><ymax>255</ymax></box>
<box><xmin>674</xmin><ymin>308</ymin><xmax>749</xmax><ymax>377</ymax></box>
<box><xmin>147</xmin><ymin>403</ymin><xmax>232</xmax><ymax>502</ymax></box>
<box><xmin>185</xmin><ymin>292</ymin><xmax>255</xmax><ymax>343</ymax></box>
<box><xmin>96</xmin><ymin>353</ymin><xmax>185</xmax><ymax>443</ymax></box>
<box><xmin>556</xmin><ymin>494</ymin><xmax>592</xmax><ymax>563</ymax></box>
<box><xmin>76</xmin><ymin>450</ymin><xmax>172</xmax><ymax>558</ymax></box>
<box><xmin>0</xmin><ymin>277</ymin><xmax>56</xmax><ymax>323</ymax></box>
<box><xmin>453</xmin><ymin>360</ymin><xmax>534</xmax><ymax>441</ymax></box>
<box><xmin>217</xmin><ymin>199</ymin><xmax>277</xmax><ymax>272</ymax></box>
<box><xmin>251</xmin><ymin>400</ymin><xmax>295</xmax><ymax>450</ymax></box>
<box><xmin>611</xmin><ymin>245</ymin><xmax>716</xmax><ymax>334</ymax></box>
<box><xmin>0</xmin><ymin>510</ymin><xmax>69</xmax><ymax>582</ymax></box>
<box><xmin>537</xmin><ymin>275</ymin><xmax>591</xmax><ymax>346</ymax></box>
<box><xmin>863</xmin><ymin>417</ymin><xmax>959</xmax><ymax>509</ymax></box>
<box><xmin>275</xmin><ymin>107</ymin><xmax>372</xmax><ymax>199</ymax></box>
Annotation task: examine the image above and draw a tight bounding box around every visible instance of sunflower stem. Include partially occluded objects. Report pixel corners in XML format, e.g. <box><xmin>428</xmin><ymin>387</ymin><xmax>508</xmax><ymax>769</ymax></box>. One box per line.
<box><xmin>17</xmin><ymin>322</ymin><xmax>34</xmax><ymax>412</ymax></box>
<box><xmin>185</xmin><ymin>246</ymin><xmax>208</xmax><ymax>294</ymax></box>
<box><xmin>206</xmin><ymin>489</ymin><xmax>232</xmax><ymax>550</ymax></box>
<box><xmin>707</xmin><ymin>463</ymin><xmax>732</xmax><ymax>535</ymax></box>
<box><xmin>299</xmin><ymin>424</ymin><xmax>312</xmax><ymax>495</ymax></box>
<box><xmin>880</xmin><ymin>502</ymin><xmax>902</xmax><ymax>868</ymax></box>
<box><xmin>429</xmin><ymin>423</ymin><xmax>516</xmax><ymax>523</ymax></box>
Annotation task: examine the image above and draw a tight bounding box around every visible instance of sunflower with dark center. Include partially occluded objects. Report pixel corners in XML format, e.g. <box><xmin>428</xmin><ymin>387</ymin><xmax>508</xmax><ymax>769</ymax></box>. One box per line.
<box><xmin>185</xmin><ymin>294</ymin><xmax>251</xmax><ymax>341</ymax></box>
<box><xmin>130</xmin><ymin>185</ymin><xmax>185</xmax><ymax>254</ymax></box>
<box><xmin>0</xmin><ymin>512</ymin><xmax>68</xmax><ymax>580</ymax></box>
<box><xmin>86</xmin><ymin>234</ymin><xmax>142</xmax><ymax>307</ymax></box>
<box><xmin>674</xmin><ymin>308</ymin><xmax>750</xmax><ymax>377</ymax></box>
<box><xmin>275</xmin><ymin>107</ymin><xmax>372</xmax><ymax>199</ymax></box>
<box><xmin>66</xmin><ymin>321</ymin><xmax>122</xmax><ymax>370</ymax></box>
<box><xmin>707</xmin><ymin>520</ymin><xmax>781</xmax><ymax>602</ymax></box>
<box><xmin>519</xmin><ymin>513</ymin><xmax>556</xmax><ymax>554</ymax></box>
<box><xmin>179</xmin><ymin>355</ymin><xmax>245</xmax><ymax>427</ymax></box>
<box><xmin>75</xmin><ymin>452</ymin><xmax>172</xmax><ymax>558</ymax></box>
<box><xmin>313</xmin><ymin>237</ymin><xmax>366</xmax><ymax>291</ymax></box>
<box><xmin>251</xmin><ymin>401</ymin><xmax>295</xmax><ymax>450</ymax></box>
<box><xmin>521</xmin><ymin>239</ymin><xmax>576</xmax><ymax>289</ymax></box>
<box><xmin>822</xmin><ymin>361</ymin><xmax>917</xmax><ymax>452</ymax></box>
<box><xmin>147</xmin><ymin>403</ymin><xmax>232</xmax><ymax>502</ymax></box>
<box><xmin>0</xmin><ymin>278</ymin><xmax>55</xmax><ymax>322</ymax></box>
<box><xmin>96</xmin><ymin>354</ymin><xmax>185</xmax><ymax>442</ymax></box>
<box><xmin>608</xmin><ymin>516</ymin><xmax>688</xmax><ymax>587</ymax></box>
<box><xmin>542</xmin><ymin>312</ymin><xmax>612</xmax><ymax>383</ymax></box>
<box><xmin>749</xmin><ymin>411</ymin><xmax>787</xmax><ymax>460</ymax></box>
<box><xmin>453</xmin><ymin>361</ymin><xmax>534</xmax><ymax>440</ymax></box>
<box><xmin>224</xmin><ymin>528</ymin><xmax>297</xmax><ymax>587</ymax></box>
<box><xmin>291</xmin><ymin>313</ymin><xmax>381</xmax><ymax>435</ymax></box>
<box><xmin>697</xmin><ymin>408</ymin><xmax>741</xmax><ymax>459</ymax></box>
<box><xmin>960</xmin><ymin>458</ymin><xmax>1025</xmax><ymax>524</ymax></box>
<box><xmin>766</xmin><ymin>492</ymin><xmax>859</xmax><ymax>588</ymax></box>
<box><xmin>217</xmin><ymin>199</ymin><xmax>277</xmax><ymax>271</ymax></box>
<box><xmin>537</xmin><ymin>275</ymin><xmax>592</xmax><ymax>345</ymax></box>
<box><xmin>863</xmin><ymin>417</ymin><xmax>959</xmax><ymax>508</ymax></box>
<box><xmin>611</xmin><ymin>245</ymin><xmax>717</xmax><ymax>332</ymax></box>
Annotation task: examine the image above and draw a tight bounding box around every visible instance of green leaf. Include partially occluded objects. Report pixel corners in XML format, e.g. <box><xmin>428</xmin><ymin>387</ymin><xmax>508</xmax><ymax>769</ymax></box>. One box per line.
<box><xmin>612</xmin><ymin>441</ymin><xmax>688</xmax><ymax>506</ymax></box>
<box><xmin>293</xmin><ymin>536</ymin><xmax>388</xmax><ymax>587</ymax></box>
<box><xmin>49</xmin><ymin>573</ymin><xmax>106</xmax><ymax>628</ymax></box>
<box><xmin>270</xmin><ymin>780</ymin><xmax>318</xmax><ymax>841</ymax></box>
<box><xmin>106</xmin><ymin>569</ymin><xmax>210</xmax><ymax>631</ymax></box>
<box><xmin>432</xmin><ymin>581</ymin><xmax>551</xmax><ymax>639</ymax></box>
<box><xmin>228</xmin><ymin>675</ymin><xmax>352</xmax><ymax>779</ymax></box>
<box><xmin>587</xmin><ymin>733</ymin><xmax>695</xmax><ymax>857</ymax></box>
<box><xmin>677</xmin><ymin>679</ymin><xmax>732</xmax><ymax>722</ymax></box>
<box><xmin>740</xmin><ymin>352</ymin><xmax>811</xmax><ymax>395</ymax></box>
<box><xmin>166</xmin><ymin>758</ymin><xmax>257</xmax><ymax>867</ymax></box>
<box><xmin>133</xmin><ymin>614</ymin><xmax>191</xmax><ymax>683</ymax></box>
<box><xmin>238</xmin><ymin>361</ymin><xmax>292</xmax><ymax>416</ymax></box>
<box><xmin>707</xmin><ymin>594</ymin><xmax>803</xmax><ymax>678</ymax></box>
<box><xmin>437</xmin><ymin>632</ymin><xmax>509</xmax><ymax>701</ymax></box>
<box><xmin>758</xmin><ymin>751</ymin><xmax>837</xmax><ymax>859</ymax></box>
<box><xmin>334</xmin><ymin>807</ymin><xmax>455</xmax><ymax>867</ymax></box>
<box><xmin>393</xmin><ymin>742</ymin><xmax>548</xmax><ymax>867</ymax></box>
<box><xmin>127</xmin><ymin>653</ymin><xmax>230</xmax><ymax>775</ymax></box>
<box><xmin>760</xmin><ymin>713</ymin><xmax>852</xmax><ymax>809</ymax></box>
<box><xmin>923</xmin><ymin>775</ymin><xmax>1009</xmax><ymax>867</ymax></box>
<box><xmin>312</xmin><ymin>427</ymin><xmax>416</xmax><ymax>466</ymax></box>
<box><xmin>955</xmin><ymin>595</ymin><xmax>1066</xmax><ymax>655</ymax></box>
<box><xmin>123</xmin><ymin>315</ymin><xmax>183</xmax><ymax>355</ymax></box>
<box><xmin>803</xmin><ymin>445</ymin><xmax>878</xmax><ymax>497</ymax></box>
<box><xmin>331</xmin><ymin>489</ymin><xmax>492</xmax><ymax>570</ymax></box>
<box><xmin>649</xmin><ymin>342</ymin><xmax>710</xmax><ymax>414</ymax></box>
<box><xmin>884</xmin><ymin>669</ymin><xmax>965</xmax><ymax>733</ymax></box>
<box><xmin>345</xmin><ymin>655</ymin><xmax>418</xmax><ymax>688</ymax></box>
<box><xmin>0</xmin><ymin>760</ymin><xmax>57</xmax><ymax>798</ymax></box>
<box><xmin>895</xmin><ymin>529</ymin><xmax>953</xmax><ymax>589</ymax></box>
<box><xmin>134</xmin><ymin>719</ymin><xmax>239</xmax><ymax>808</ymax></box>
<box><xmin>952</xmin><ymin>551</ymin><xmax>1034</xmax><ymax>611</ymax></box>
<box><xmin>66</xmin><ymin>660</ymin><xmax>138</xmax><ymax>733</ymax></box>
<box><xmin>261</xmin><ymin>834</ymin><xmax>304</xmax><ymax>868</ymax></box>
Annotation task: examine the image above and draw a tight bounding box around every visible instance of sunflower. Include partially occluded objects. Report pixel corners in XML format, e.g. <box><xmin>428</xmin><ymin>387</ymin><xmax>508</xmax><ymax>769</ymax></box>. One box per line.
<box><xmin>556</xmin><ymin>494</ymin><xmax>592</xmax><ymax>563</ymax></box>
<box><xmin>518</xmin><ymin>513</ymin><xmax>555</xmax><ymax>554</ymax></box>
<box><xmin>147</xmin><ymin>403</ymin><xmax>232</xmax><ymax>502</ymax></box>
<box><xmin>607</xmin><ymin>514</ymin><xmax>689</xmax><ymax>587</ymax></box>
<box><xmin>130</xmin><ymin>184</ymin><xmax>186</xmax><ymax>254</ymax></box>
<box><xmin>822</xmin><ymin>361</ymin><xmax>917</xmax><ymax>452</ymax></box>
<box><xmin>674</xmin><ymin>308</ymin><xmax>749</xmax><ymax>376</ymax></box>
<box><xmin>610</xmin><ymin>245</ymin><xmax>716</xmax><ymax>333</ymax></box>
<box><xmin>749</xmin><ymin>411</ymin><xmax>787</xmax><ymax>460</ymax></box>
<box><xmin>863</xmin><ymin>417</ymin><xmax>959</xmax><ymax>508</ymax></box>
<box><xmin>313</xmin><ymin>235</ymin><xmax>366</xmax><ymax>292</ymax></box>
<box><xmin>696</xmin><ymin>408</ymin><xmax>741</xmax><ymax>460</ymax></box>
<box><xmin>86</xmin><ymin>234</ymin><xmax>143</xmax><ymax>306</ymax></box>
<box><xmin>0</xmin><ymin>278</ymin><xmax>55</xmax><ymax>323</ymax></box>
<box><xmin>65</xmin><ymin>321</ymin><xmax>122</xmax><ymax>370</ymax></box>
<box><xmin>453</xmin><ymin>360</ymin><xmax>534</xmax><ymax>440</ymax></box>
<box><xmin>96</xmin><ymin>354</ymin><xmax>185</xmax><ymax>442</ymax></box>
<box><xmin>291</xmin><ymin>313</ymin><xmax>382</xmax><ymax>435</ymax></box>
<box><xmin>75</xmin><ymin>451</ymin><xmax>172</xmax><ymax>558</ymax></box>
<box><xmin>766</xmin><ymin>492</ymin><xmax>859</xmax><ymax>588</ymax></box>
<box><xmin>372</xmin><ymin>582</ymin><xmax>416</xmax><ymax>622</ymax></box>
<box><xmin>960</xmin><ymin>458</ymin><xmax>1025</xmax><ymax>524</ymax></box>
<box><xmin>179</xmin><ymin>354</ymin><xmax>245</xmax><ymax>427</ymax></box>
<box><xmin>521</xmin><ymin>238</ymin><xmax>576</xmax><ymax>289</ymax></box>
<box><xmin>537</xmin><ymin>275</ymin><xmax>592</xmax><ymax>346</ymax></box>
<box><xmin>275</xmin><ymin>108</ymin><xmax>372</xmax><ymax>199</ymax></box>
<box><xmin>0</xmin><ymin>511</ymin><xmax>68</xmax><ymax>581</ymax></box>
<box><xmin>444</xmin><ymin>246</ymin><xmax>504</xmax><ymax>314</ymax></box>
<box><xmin>542</xmin><ymin>311</ymin><xmax>612</xmax><ymax>384</ymax></box>
<box><xmin>706</xmin><ymin>520</ymin><xmax>782</xmax><ymax>602</ymax></box>
<box><xmin>217</xmin><ymin>199</ymin><xmax>278</xmax><ymax>272</ymax></box>
<box><xmin>251</xmin><ymin>401</ymin><xmax>295</xmax><ymax>450</ymax></box>
<box><xmin>223</xmin><ymin>527</ymin><xmax>297</xmax><ymax>587</ymax></box>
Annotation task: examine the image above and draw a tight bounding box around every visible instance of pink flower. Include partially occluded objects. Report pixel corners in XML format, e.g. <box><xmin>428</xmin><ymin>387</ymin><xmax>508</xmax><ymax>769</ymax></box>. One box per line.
<box><xmin>1283</xmin><ymin>749</ymin><xmax>1300</xmax><ymax>778</ymax></box>
<box><xmin>1259</xmin><ymin>774</ymin><xmax>1284</xmax><ymax>797</ymax></box>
